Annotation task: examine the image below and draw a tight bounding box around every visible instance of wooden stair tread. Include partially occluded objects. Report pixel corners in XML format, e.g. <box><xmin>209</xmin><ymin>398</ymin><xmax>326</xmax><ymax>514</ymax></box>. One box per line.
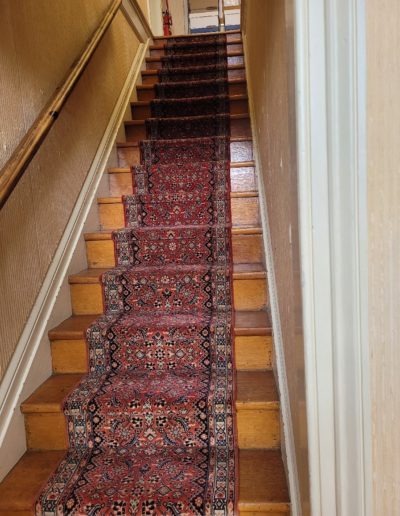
<box><xmin>84</xmin><ymin>227</ymin><xmax>262</xmax><ymax>241</ymax></box>
<box><xmin>20</xmin><ymin>374</ymin><xmax>82</xmax><ymax>413</ymax></box>
<box><xmin>68</xmin><ymin>263</ymin><xmax>266</xmax><ymax>284</ymax></box>
<box><xmin>97</xmin><ymin>191</ymin><xmax>257</xmax><ymax>203</ymax></box>
<box><xmin>146</xmin><ymin>51</ymin><xmax>244</xmax><ymax>62</ymax></box>
<box><xmin>21</xmin><ymin>371</ymin><xmax>277</xmax><ymax>414</ymax></box>
<box><xmin>142</xmin><ymin>64</ymin><xmax>245</xmax><ymax>76</ymax></box>
<box><xmin>131</xmin><ymin>94</ymin><xmax>248</xmax><ymax>107</ymax></box>
<box><xmin>149</xmin><ymin>38</ymin><xmax>243</xmax><ymax>51</ymax></box>
<box><xmin>125</xmin><ymin>113</ymin><xmax>249</xmax><ymax>126</ymax></box>
<box><xmin>153</xmin><ymin>29</ymin><xmax>241</xmax><ymax>41</ymax></box>
<box><xmin>136</xmin><ymin>77</ymin><xmax>246</xmax><ymax>90</ymax></box>
<box><xmin>108</xmin><ymin>160</ymin><xmax>255</xmax><ymax>173</ymax></box>
<box><xmin>239</xmin><ymin>449</ymin><xmax>290</xmax><ymax>509</ymax></box>
<box><xmin>236</xmin><ymin>371</ymin><xmax>278</xmax><ymax>408</ymax></box>
<box><xmin>49</xmin><ymin>311</ymin><xmax>271</xmax><ymax>341</ymax></box>
<box><xmin>0</xmin><ymin>450</ymin><xmax>65</xmax><ymax>512</ymax></box>
<box><xmin>0</xmin><ymin>449</ymin><xmax>289</xmax><ymax>513</ymax></box>
<box><xmin>116</xmin><ymin>136</ymin><xmax>252</xmax><ymax>148</ymax></box>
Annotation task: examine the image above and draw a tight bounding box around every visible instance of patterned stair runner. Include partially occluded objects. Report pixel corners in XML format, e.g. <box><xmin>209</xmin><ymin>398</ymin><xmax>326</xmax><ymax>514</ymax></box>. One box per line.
<box><xmin>37</xmin><ymin>33</ymin><xmax>237</xmax><ymax>515</ymax></box>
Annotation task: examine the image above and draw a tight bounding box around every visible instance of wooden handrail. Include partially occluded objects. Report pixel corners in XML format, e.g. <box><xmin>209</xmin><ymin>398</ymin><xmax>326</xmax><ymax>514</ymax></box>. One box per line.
<box><xmin>0</xmin><ymin>0</ymin><xmax>122</xmax><ymax>210</ymax></box>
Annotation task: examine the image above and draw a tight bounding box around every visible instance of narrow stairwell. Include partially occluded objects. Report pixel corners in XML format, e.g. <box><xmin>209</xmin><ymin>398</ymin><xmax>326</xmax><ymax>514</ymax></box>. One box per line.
<box><xmin>0</xmin><ymin>30</ymin><xmax>290</xmax><ymax>515</ymax></box>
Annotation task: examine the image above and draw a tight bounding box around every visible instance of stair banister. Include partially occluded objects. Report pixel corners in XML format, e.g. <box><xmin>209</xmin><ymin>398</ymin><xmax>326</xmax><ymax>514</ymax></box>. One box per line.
<box><xmin>0</xmin><ymin>0</ymin><xmax>152</xmax><ymax>211</ymax></box>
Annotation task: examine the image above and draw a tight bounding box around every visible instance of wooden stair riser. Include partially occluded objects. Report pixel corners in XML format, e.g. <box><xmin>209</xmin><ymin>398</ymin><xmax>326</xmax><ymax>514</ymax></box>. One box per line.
<box><xmin>97</xmin><ymin>195</ymin><xmax>260</xmax><ymax>230</ymax></box>
<box><xmin>124</xmin><ymin>115</ymin><xmax>251</xmax><ymax>141</ymax></box>
<box><xmin>50</xmin><ymin>335</ymin><xmax>273</xmax><ymax>374</ymax></box>
<box><xmin>108</xmin><ymin>164</ymin><xmax>256</xmax><ymax>196</ymax></box>
<box><xmin>152</xmin><ymin>32</ymin><xmax>241</xmax><ymax>46</ymax></box>
<box><xmin>69</xmin><ymin>277</ymin><xmax>268</xmax><ymax>315</ymax></box>
<box><xmin>149</xmin><ymin>41</ymin><xmax>243</xmax><ymax>57</ymax></box>
<box><xmin>85</xmin><ymin>232</ymin><xmax>263</xmax><ymax>268</ymax></box>
<box><xmin>137</xmin><ymin>80</ymin><xmax>247</xmax><ymax>101</ymax></box>
<box><xmin>117</xmin><ymin>139</ymin><xmax>253</xmax><ymax>167</ymax></box>
<box><xmin>0</xmin><ymin>449</ymin><xmax>290</xmax><ymax>514</ymax></box>
<box><xmin>23</xmin><ymin>407</ymin><xmax>280</xmax><ymax>451</ymax></box>
<box><xmin>131</xmin><ymin>96</ymin><xmax>248</xmax><ymax>120</ymax></box>
<box><xmin>240</xmin><ymin>513</ymin><xmax>290</xmax><ymax>516</ymax></box>
<box><xmin>145</xmin><ymin>55</ymin><xmax>244</xmax><ymax>71</ymax></box>
<box><xmin>142</xmin><ymin>67</ymin><xmax>246</xmax><ymax>84</ymax></box>
<box><xmin>21</xmin><ymin>369</ymin><xmax>280</xmax><ymax>451</ymax></box>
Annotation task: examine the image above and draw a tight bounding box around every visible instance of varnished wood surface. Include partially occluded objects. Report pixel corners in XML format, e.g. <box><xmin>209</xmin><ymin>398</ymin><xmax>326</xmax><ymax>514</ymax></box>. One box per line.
<box><xmin>0</xmin><ymin>450</ymin><xmax>65</xmax><ymax>512</ymax></box>
<box><xmin>145</xmin><ymin>54</ymin><xmax>244</xmax><ymax>71</ymax></box>
<box><xmin>85</xmin><ymin>230</ymin><xmax>263</xmax><ymax>268</ymax></box>
<box><xmin>108</xmin><ymin>162</ymin><xmax>256</xmax><ymax>195</ymax></box>
<box><xmin>137</xmin><ymin>78</ymin><xmax>246</xmax><ymax>100</ymax></box>
<box><xmin>68</xmin><ymin>264</ymin><xmax>266</xmax><ymax>284</ymax></box>
<box><xmin>152</xmin><ymin>29</ymin><xmax>241</xmax><ymax>43</ymax></box>
<box><xmin>50</xmin><ymin>335</ymin><xmax>273</xmax><ymax>374</ymax></box>
<box><xmin>149</xmin><ymin>41</ymin><xmax>243</xmax><ymax>58</ymax></box>
<box><xmin>239</xmin><ymin>449</ymin><xmax>290</xmax><ymax>511</ymax></box>
<box><xmin>48</xmin><ymin>311</ymin><xmax>271</xmax><ymax>340</ymax></box>
<box><xmin>142</xmin><ymin>66</ymin><xmax>246</xmax><ymax>84</ymax></box>
<box><xmin>49</xmin><ymin>311</ymin><xmax>273</xmax><ymax>374</ymax></box>
<box><xmin>131</xmin><ymin>95</ymin><xmax>248</xmax><ymax>119</ymax></box>
<box><xmin>22</xmin><ymin>371</ymin><xmax>277</xmax><ymax>414</ymax></box>
<box><xmin>96</xmin><ymin>192</ymin><xmax>260</xmax><ymax>230</ymax></box>
<box><xmin>124</xmin><ymin>113</ymin><xmax>251</xmax><ymax>141</ymax></box>
<box><xmin>67</xmin><ymin>263</ymin><xmax>268</xmax><ymax>314</ymax></box>
<box><xmin>116</xmin><ymin>137</ymin><xmax>254</xmax><ymax>167</ymax></box>
<box><xmin>0</xmin><ymin>449</ymin><xmax>289</xmax><ymax>514</ymax></box>
<box><xmin>20</xmin><ymin>371</ymin><xmax>279</xmax><ymax>450</ymax></box>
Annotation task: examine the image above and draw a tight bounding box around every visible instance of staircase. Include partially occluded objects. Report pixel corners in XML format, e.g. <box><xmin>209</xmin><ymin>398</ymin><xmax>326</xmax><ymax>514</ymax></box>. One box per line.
<box><xmin>0</xmin><ymin>30</ymin><xmax>290</xmax><ymax>515</ymax></box>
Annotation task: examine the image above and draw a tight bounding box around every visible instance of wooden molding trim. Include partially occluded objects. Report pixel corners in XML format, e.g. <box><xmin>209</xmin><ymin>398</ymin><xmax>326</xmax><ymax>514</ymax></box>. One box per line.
<box><xmin>121</xmin><ymin>0</ymin><xmax>154</xmax><ymax>42</ymax></box>
<box><xmin>0</xmin><ymin>0</ymin><xmax>123</xmax><ymax>210</ymax></box>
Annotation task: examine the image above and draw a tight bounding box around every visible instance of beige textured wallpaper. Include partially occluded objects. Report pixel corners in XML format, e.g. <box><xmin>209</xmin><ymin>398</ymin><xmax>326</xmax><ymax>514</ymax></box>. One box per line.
<box><xmin>367</xmin><ymin>1</ymin><xmax>400</xmax><ymax>513</ymax></box>
<box><xmin>242</xmin><ymin>1</ymin><xmax>310</xmax><ymax>513</ymax></box>
<box><xmin>0</xmin><ymin>3</ymin><xmax>140</xmax><ymax>380</ymax></box>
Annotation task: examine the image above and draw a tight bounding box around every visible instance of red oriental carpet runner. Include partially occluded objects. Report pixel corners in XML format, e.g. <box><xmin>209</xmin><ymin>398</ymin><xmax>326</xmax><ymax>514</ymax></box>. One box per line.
<box><xmin>37</xmin><ymin>33</ymin><xmax>237</xmax><ymax>515</ymax></box>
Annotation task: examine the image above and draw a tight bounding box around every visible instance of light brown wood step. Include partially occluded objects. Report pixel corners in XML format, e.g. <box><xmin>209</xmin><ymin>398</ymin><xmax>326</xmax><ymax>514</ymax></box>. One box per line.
<box><xmin>68</xmin><ymin>264</ymin><xmax>268</xmax><ymax>315</ymax></box>
<box><xmin>136</xmin><ymin>78</ymin><xmax>247</xmax><ymax>100</ymax></box>
<box><xmin>108</xmin><ymin>161</ymin><xmax>256</xmax><ymax>196</ymax></box>
<box><xmin>116</xmin><ymin>137</ymin><xmax>253</xmax><ymax>167</ymax></box>
<box><xmin>124</xmin><ymin>113</ymin><xmax>251</xmax><ymax>141</ymax></box>
<box><xmin>96</xmin><ymin>192</ymin><xmax>260</xmax><ymax>230</ymax></box>
<box><xmin>131</xmin><ymin>94</ymin><xmax>248</xmax><ymax>119</ymax></box>
<box><xmin>145</xmin><ymin>53</ymin><xmax>244</xmax><ymax>71</ymax></box>
<box><xmin>239</xmin><ymin>449</ymin><xmax>290</xmax><ymax>514</ymax></box>
<box><xmin>20</xmin><ymin>371</ymin><xmax>279</xmax><ymax>451</ymax></box>
<box><xmin>0</xmin><ymin>449</ymin><xmax>289</xmax><ymax>515</ymax></box>
<box><xmin>152</xmin><ymin>29</ymin><xmax>241</xmax><ymax>44</ymax></box>
<box><xmin>142</xmin><ymin>64</ymin><xmax>246</xmax><ymax>84</ymax></box>
<box><xmin>149</xmin><ymin>39</ymin><xmax>243</xmax><ymax>57</ymax></box>
<box><xmin>84</xmin><ymin>227</ymin><xmax>263</xmax><ymax>268</ymax></box>
<box><xmin>49</xmin><ymin>311</ymin><xmax>272</xmax><ymax>374</ymax></box>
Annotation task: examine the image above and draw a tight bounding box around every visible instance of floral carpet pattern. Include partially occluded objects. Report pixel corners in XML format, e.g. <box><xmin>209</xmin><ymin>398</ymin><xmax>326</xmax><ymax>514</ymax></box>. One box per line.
<box><xmin>36</xmin><ymin>33</ymin><xmax>236</xmax><ymax>515</ymax></box>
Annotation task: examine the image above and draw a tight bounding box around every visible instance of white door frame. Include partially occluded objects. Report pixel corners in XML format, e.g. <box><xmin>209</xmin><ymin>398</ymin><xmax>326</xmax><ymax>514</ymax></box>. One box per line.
<box><xmin>294</xmin><ymin>1</ymin><xmax>372</xmax><ymax>514</ymax></box>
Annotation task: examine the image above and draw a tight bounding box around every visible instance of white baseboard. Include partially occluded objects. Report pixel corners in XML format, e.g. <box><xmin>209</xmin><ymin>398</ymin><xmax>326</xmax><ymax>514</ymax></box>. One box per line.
<box><xmin>242</xmin><ymin>32</ymin><xmax>302</xmax><ymax>516</ymax></box>
<box><xmin>0</xmin><ymin>39</ymin><xmax>149</xmax><ymax>481</ymax></box>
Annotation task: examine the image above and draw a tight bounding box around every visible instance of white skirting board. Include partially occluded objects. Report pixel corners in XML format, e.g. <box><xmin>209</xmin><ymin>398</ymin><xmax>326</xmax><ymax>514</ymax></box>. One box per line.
<box><xmin>0</xmin><ymin>39</ymin><xmax>149</xmax><ymax>482</ymax></box>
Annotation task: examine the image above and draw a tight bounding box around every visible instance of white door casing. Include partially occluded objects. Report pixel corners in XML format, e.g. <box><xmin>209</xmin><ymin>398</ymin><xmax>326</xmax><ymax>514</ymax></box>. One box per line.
<box><xmin>294</xmin><ymin>0</ymin><xmax>372</xmax><ymax>514</ymax></box>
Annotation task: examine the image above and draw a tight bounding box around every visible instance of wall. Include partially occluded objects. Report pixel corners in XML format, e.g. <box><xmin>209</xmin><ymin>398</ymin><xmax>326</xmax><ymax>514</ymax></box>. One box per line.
<box><xmin>148</xmin><ymin>0</ymin><xmax>164</xmax><ymax>36</ymax></box>
<box><xmin>166</xmin><ymin>0</ymin><xmax>188</xmax><ymax>35</ymax></box>
<box><xmin>242</xmin><ymin>1</ymin><xmax>310</xmax><ymax>513</ymax></box>
<box><xmin>367</xmin><ymin>1</ymin><xmax>400</xmax><ymax>513</ymax></box>
<box><xmin>0</xmin><ymin>1</ymin><xmax>141</xmax><ymax>381</ymax></box>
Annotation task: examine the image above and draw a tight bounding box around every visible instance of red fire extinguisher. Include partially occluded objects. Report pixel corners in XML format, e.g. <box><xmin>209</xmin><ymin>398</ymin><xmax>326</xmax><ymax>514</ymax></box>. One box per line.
<box><xmin>163</xmin><ymin>0</ymin><xmax>172</xmax><ymax>36</ymax></box>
